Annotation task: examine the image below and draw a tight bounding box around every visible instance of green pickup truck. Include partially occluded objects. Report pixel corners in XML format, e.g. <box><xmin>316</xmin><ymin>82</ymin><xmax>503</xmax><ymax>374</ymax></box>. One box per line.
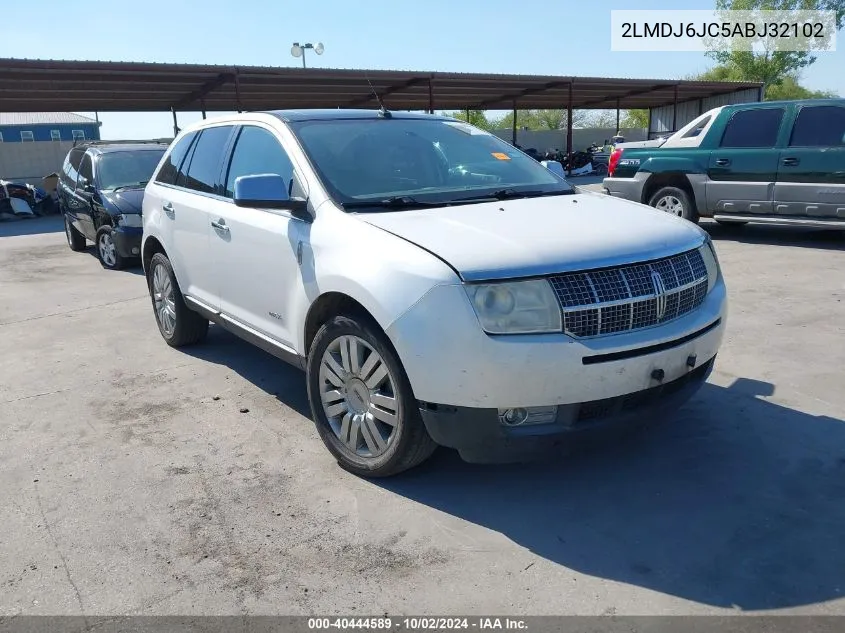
<box><xmin>603</xmin><ymin>99</ymin><xmax>845</xmax><ymax>229</ymax></box>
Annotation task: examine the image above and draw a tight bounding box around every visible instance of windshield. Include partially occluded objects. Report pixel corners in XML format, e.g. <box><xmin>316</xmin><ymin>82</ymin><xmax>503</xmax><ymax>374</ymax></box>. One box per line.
<box><xmin>289</xmin><ymin>117</ymin><xmax>572</xmax><ymax>209</ymax></box>
<box><xmin>97</xmin><ymin>149</ymin><xmax>166</xmax><ymax>190</ymax></box>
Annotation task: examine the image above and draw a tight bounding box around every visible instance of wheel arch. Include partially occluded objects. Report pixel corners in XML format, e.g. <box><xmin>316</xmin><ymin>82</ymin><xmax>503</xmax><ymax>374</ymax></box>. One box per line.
<box><xmin>642</xmin><ymin>172</ymin><xmax>698</xmax><ymax>211</ymax></box>
<box><xmin>141</xmin><ymin>235</ymin><xmax>166</xmax><ymax>275</ymax></box>
<box><xmin>304</xmin><ymin>291</ymin><xmax>383</xmax><ymax>356</ymax></box>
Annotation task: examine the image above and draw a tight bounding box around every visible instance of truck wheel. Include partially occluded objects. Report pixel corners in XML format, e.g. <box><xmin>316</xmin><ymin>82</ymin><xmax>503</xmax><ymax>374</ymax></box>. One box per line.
<box><xmin>307</xmin><ymin>315</ymin><xmax>437</xmax><ymax>478</ymax></box>
<box><xmin>649</xmin><ymin>187</ymin><xmax>698</xmax><ymax>223</ymax></box>
<box><xmin>147</xmin><ymin>252</ymin><xmax>209</xmax><ymax>347</ymax></box>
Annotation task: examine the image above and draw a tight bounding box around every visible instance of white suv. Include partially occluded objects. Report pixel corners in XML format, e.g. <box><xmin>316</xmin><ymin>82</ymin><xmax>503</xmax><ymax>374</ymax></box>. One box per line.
<box><xmin>142</xmin><ymin>110</ymin><xmax>726</xmax><ymax>477</ymax></box>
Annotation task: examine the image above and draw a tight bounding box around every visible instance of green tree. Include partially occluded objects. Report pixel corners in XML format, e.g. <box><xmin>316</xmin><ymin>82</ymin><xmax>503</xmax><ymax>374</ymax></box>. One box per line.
<box><xmin>493</xmin><ymin>109</ymin><xmax>589</xmax><ymax>131</ymax></box>
<box><xmin>708</xmin><ymin>0</ymin><xmax>845</xmax><ymax>89</ymax></box>
<box><xmin>444</xmin><ymin>109</ymin><xmax>495</xmax><ymax>131</ymax></box>
<box><xmin>621</xmin><ymin>110</ymin><xmax>649</xmax><ymax>129</ymax></box>
<box><xmin>764</xmin><ymin>75</ymin><xmax>838</xmax><ymax>99</ymax></box>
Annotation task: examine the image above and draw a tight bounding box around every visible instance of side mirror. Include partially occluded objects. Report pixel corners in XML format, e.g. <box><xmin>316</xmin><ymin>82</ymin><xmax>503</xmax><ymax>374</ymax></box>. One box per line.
<box><xmin>84</xmin><ymin>183</ymin><xmax>97</xmax><ymax>194</ymax></box>
<box><xmin>233</xmin><ymin>174</ymin><xmax>310</xmax><ymax>220</ymax></box>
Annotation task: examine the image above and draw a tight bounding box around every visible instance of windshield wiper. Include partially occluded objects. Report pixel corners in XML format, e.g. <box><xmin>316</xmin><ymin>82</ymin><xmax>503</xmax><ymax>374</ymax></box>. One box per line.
<box><xmin>342</xmin><ymin>196</ymin><xmax>445</xmax><ymax>211</ymax></box>
<box><xmin>111</xmin><ymin>181</ymin><xmax>148</xmax><ymax>192</ymax></box>
<box><xmin>452</xmin><ymin>188</ymin><xmax>574</xmax><ymax>202</ymax></box>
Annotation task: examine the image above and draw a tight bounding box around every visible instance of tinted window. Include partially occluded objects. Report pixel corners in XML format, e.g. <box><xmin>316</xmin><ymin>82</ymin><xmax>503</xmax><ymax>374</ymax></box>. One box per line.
<box><xmin>720</xmin><ymin>108</ymin><xmax>784</xmax><ymax>148</ymax></box>
<box><xmin>183</xmin><ymin>126</ymin><xmax>233</xmax><ymax>194</ymax></box>
<box><xmin>78</xmin><ymin>154</ymin><xmax>94</xmax><ymax>187</ymax></box>
<box><xmin>155</xmin><ymin>132</ymin><xmax>196</xmax><ymax>185</ymax></box>
<box><xmin>224</xmin><ymin>126</ymin><xmax>295</xmax><ymax>199</ymax></box>
<box><xmin>789</xmin><ymin>106</ymin><xmax>845</xmax><ymax>147</ymax></box>
<box><xmin>98</xmin><ymin>149</ymin><xmax>166</xmax><ymax>190</ymax></box>
<box><xmin>62</xmin><ymin>148</ymin><xmax>84</xmax><ymax>187</ymax></box>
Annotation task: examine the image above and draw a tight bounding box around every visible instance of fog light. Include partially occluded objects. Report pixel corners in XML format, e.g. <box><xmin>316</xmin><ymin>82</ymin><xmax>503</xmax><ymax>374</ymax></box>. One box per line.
<box><xmin>498</xmin><ymin>406</ymin><xmax>558</xmax><ymax>427</ymax></box>
<box><xmin>131</xmin><ymin>247</ymin><xmax>140</xmax><ymax>255</ymax></box>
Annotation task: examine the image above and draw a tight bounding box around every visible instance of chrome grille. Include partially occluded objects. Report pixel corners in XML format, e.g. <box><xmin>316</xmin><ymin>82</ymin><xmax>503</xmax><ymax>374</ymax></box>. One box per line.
<box><xmin>549</xmin><ymin>249</ymin><xmax>709</xmax><ymax>338</ymax></box>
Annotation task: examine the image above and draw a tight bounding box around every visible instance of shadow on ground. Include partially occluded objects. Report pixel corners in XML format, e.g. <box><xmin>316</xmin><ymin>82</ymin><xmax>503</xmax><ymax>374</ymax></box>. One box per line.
<box><xmin>0</xmin><ymin>215</ymin><xmax>64</xmax><ymax>238</ymax></box>
<box><xmin>378</xmin><ymin>378</ymin><xmax>845</xmax><ymax>611</ymax></box>
<box><xmin>703</xmin><ymin>221</ymin><xmax>844</xmax><ymax>251</ymax></box>
<box><xmin>181</xmin><ymin>325</ymin><xmax>311</xmax><ymax>418</ymax></box>
<box><xmin>177</xmin><ymin>325</ymin><xmax>845</xmax><ymax>611</ymax></box>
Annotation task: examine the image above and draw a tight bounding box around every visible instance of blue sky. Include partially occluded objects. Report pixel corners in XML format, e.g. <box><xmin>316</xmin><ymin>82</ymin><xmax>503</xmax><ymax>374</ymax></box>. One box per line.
<box><xmin>1</xmin><ymin>0</ymin><xmax>842</xmax><ymax>139</ymax></box>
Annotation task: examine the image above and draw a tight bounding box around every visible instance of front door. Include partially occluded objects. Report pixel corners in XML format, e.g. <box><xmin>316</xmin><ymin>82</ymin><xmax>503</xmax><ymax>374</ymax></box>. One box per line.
<box><xmin>774</xmin><ymin>104</ymin><xmax>845</xmax><ymax>219</ymax></box>
<box><xmin>210</xmin><ymin>124</ymin><xmax>308</xmax><ymax>348</ymax></box>
<box><xmin>73</xmin><ymin>153</ymin><xmax>97</xmax><ymax>240</ymax></box>
<box><xmin>706</xmin><ymin>106</ymin><xmax>786</xmax><ymax>215</ymax></box>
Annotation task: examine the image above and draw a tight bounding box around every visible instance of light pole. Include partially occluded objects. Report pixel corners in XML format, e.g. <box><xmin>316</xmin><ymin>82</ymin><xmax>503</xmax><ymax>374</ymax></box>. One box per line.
<box><xmin>291</xmin><ymin>42</ymin><xmax>324</xmax><ymax>68</ymax></box>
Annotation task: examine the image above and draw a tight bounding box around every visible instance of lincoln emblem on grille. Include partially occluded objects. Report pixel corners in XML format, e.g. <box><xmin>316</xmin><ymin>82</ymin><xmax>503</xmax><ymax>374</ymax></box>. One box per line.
<box><xmin>651</xmin><ymin>269</ymin><xmax>668</xmax><ymax>321</ymax></box>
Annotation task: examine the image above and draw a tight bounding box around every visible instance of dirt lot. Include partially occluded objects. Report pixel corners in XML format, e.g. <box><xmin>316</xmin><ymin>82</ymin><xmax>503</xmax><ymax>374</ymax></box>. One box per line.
<box><xmin>1</xmin><ymin>215</ymin><xmax>844</xmax><ymax>616</ymax></box>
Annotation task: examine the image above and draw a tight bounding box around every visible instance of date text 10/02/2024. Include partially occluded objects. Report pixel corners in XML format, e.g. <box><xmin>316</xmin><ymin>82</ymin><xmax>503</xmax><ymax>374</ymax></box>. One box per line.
<box><xmin>307</xmin><ymin>618</ymin><xmax>528</xmax><ymax>630</ymax></box>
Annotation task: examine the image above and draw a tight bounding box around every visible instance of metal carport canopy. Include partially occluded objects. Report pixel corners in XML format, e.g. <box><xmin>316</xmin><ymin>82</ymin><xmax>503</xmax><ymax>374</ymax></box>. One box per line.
<box><xmin>0</xmin><ymin>58</ymin><xmax>762</xmax><ymax>113</ymax></box>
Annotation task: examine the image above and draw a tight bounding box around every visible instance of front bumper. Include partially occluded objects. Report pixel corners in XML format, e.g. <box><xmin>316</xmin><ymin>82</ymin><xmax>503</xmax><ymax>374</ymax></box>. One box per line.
<box><xmin>420</xmin><ymin>354</ymin><xmax>714</xmax><ymax>463</ymax></box>
<box><xmin>111</xmin><ymin>226</ymin><xmax>142</xmax><ymax>258</ymax></box>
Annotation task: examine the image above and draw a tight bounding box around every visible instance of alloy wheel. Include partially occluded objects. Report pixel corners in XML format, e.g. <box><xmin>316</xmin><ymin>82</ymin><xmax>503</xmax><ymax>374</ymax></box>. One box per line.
<box><xmin>319</xmin><ymin>335</ymin><xmax>399</xmax><ymax>459</ymax></box>
<box><xmin>151</xmin><ymin>263</ymin><xmax>176</xmax><ymax>337</ymax></box>
<box><xmin>655</xmin><ymin>195</ymin><xmax>684</xmax><ymax>216</ymax></box>
<box><xmin>98</xmin><ymin>232</ymin><xmax>117</xmax><ymax>267</ymax></box>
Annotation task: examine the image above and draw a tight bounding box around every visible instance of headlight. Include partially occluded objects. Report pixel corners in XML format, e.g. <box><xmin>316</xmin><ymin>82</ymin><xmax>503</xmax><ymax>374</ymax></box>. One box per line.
<box><xmin>698</xmin><ymin>240</ymin><xmax>720</xmax><ymax>293</ymax></box>
<box><xmin>117</xmin><ymin>213</ymin><xmax>143</xmax><ymax>228</ymax></box>
<box><xmin>465</xmin><ymin>280</ymin><xmax>562</xmax><ymax>334</ymax></box>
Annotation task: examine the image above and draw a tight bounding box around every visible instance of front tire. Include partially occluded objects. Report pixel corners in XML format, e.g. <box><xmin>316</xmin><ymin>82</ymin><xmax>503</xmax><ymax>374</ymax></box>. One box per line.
<box><xmin>147</xmin><ymin>252</ymin><xmax>208</xmax><ymax>347</ymax></box>
<box><xmin>306</xmin><ymin>315</ymin><xmax>437</xmax><ymax>477</ymax></box>
<box><xmin>648</xmin><ymin>186</ymin><xmax>698</xmax><ymax>223</ymax></box>
<box><xmin>96</xmin><ymin>226</ymin><xmax>125</xmax><ymax>270</ymax></box>
<box><xmin>64</xmin><ymin>214</ymin><xmax>87</xmax><ymax>252</ymax></box>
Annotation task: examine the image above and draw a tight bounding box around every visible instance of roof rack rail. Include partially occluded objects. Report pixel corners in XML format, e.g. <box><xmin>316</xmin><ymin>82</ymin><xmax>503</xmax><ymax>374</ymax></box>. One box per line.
<box><xmin>77</xmin><ymin>139</ymin><xmax>170</xmax><ymax>146</ymax></box>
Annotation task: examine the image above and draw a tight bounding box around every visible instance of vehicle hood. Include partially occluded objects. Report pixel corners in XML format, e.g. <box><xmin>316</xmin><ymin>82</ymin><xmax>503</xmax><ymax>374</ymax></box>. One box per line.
<box><xmin>358</xmin><ymin>193</ymin><xmax>707</xmax><ymax>281</ymax></box>
<box><xmin>101</xmin><ymin>188</ymin><xmax>144</xmax><ymax>214</ymax></box>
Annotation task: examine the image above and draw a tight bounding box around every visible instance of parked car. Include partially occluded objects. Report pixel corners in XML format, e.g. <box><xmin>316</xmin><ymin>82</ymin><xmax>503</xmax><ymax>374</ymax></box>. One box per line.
<box><xmin>603</xmin><ymin>99</ymin><xmax>845</xmax><ymax>229</ymax></box>
<box><xmin>141</xmin><ymin>111</ymin><xmax>726</xmax><ymax>477</ymax></box>
<box><xmin>59</xmin><ymin>141</ymin><xmax>167</xmax><ymax>268</ymax></box>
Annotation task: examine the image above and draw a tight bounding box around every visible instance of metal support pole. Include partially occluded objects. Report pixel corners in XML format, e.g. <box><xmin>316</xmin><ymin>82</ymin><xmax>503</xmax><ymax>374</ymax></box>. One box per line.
<box><xmin>647</xmin><ymin>108</ymin><xmax>653</xmax><ymax>139</ymax></box>
<box><xmin>428</xmin><ymin>78</ymin><xmax>434</xmax><ymax>114</ymax></box>
<box><xmin>511</xmin><ymin>101</ymin><xmax>517</xmax><ymax>146</ymax></box>
<box><xmin>201</xmin><ymin>99</ymin><xmax>207</xmax><ymax>120</ymax></box>
<box><xmin>758</xmin><ymin>83</ymin><xmax>765</xmax><ymax>101</ymax></box>
<box><xmin>566</xmin><ymin>83</ymin><xmax>573</xmax><ymax>175</ymax></box>
<box><xmin>235</xmin><ymin>70</ymin><xmax>243</xmax><ymax>113</ymax></box>
<box><xmin>672</xmin><ymin>85</ymin><xmax>678</xmax><ymax>133</ymax></box>
<box><xmin>615</xmin><ymin>98</ymin><xmax>620</xmax><ymax>133</ymax></box>
<box><xmin>171</xmin><ymin>108</ymin><xmax>179</xmax><ymax>137</ymax></box>
<box><xmin>465</xmin><ymin>108</ymin><xmax>470</xmax><ymax>122</ymax></box>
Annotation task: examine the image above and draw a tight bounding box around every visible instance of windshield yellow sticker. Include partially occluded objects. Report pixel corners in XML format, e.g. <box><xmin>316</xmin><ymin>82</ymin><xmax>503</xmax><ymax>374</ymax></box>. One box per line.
<box><xmin>491</xmin><ymin>152</ymin><xmax>511</xmax><ymax>160</ymax></box>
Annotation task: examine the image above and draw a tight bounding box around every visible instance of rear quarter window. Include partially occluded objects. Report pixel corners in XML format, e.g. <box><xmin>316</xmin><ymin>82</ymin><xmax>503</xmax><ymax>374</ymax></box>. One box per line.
<box><xmin>155</xmin><ymin>132</ymin><xmax>197</xmax><ymax>185</ymax></box>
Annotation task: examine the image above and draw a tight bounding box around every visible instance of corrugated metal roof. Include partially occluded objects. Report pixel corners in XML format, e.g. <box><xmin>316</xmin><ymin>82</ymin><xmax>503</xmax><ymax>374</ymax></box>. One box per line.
<box><xmin>0</xmin><ymin>111</ymin><xmax>97</xmax><ymax>126</ymax></box>
<box><xmin>0</xmin><ymin>57</ymin><xmax>763</xmax><ymax>113</ymax></box>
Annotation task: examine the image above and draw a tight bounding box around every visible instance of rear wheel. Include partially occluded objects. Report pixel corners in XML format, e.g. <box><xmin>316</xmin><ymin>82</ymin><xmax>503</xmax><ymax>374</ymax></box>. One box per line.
<box><xmin>307</xmin><ymin>315</ymin><xmax>437</xmax><ymax>477</ymax></box>
<box><xmin>648</xmin><ymin>186</ymin><xmax>698</xmax><ymax>223</ymax></box>
<box><xmin>64</xmin><ymin>214</ymin><xmax>86</xmax><ymax>252</ymax></box>
<box><xmin>147</xmin><ymin>252</ymin><xmax>208</xmax><ymax>347</ymax></box>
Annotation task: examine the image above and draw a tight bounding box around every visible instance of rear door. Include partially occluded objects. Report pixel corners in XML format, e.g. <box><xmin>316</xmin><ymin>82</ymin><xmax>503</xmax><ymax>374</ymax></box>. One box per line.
<box><xmin>706</xmin><ymin>106</ymin><xmax>786</xmax><ymax>215</ymax></box>
<box><xmin>775</xmin><ymin>104</ymin><xmax>845</xmax><ymax>219</ymax></box>
<box><xmin>210</xmin><ymin>123</ymin><xmax>309</xmax><ymax>348</ymax></box>
<box><xmin>166</xmin><ymin>125</ymin><xmax>236</xmax><ymax>308</ymax></box>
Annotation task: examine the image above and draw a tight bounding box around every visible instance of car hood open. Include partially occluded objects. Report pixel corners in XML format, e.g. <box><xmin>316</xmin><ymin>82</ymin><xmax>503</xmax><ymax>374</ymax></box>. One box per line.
<box><xmin>359</xmin><ymin>192</ymin><xmax>707</xmax><ymax>281</ymax></box>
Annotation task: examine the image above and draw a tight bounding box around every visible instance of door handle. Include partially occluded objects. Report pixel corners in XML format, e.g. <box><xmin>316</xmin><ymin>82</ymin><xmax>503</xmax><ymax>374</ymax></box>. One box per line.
<box><xmin>782</xmin><ymin>157</ymin><xmax>800</xmax><ymax>166</ymax></box>
<box><xmin>162</xmin><ymin>202</ymin><xmax>175</xmax><ymax>217</ymax></box>
<box><xmin>715</xmin><ymin>158</ymin><xmax>731</xmax><ymax>166</ymax></box>
<box><xmin>211</xmin><ymin>219</ymin><xmax>229</xmax><ymax>232</ymax></box>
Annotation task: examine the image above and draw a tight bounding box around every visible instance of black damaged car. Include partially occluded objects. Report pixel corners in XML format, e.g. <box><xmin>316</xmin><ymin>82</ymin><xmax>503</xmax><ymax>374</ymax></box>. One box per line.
<box><xmin>59</xmin><ymin>141</ymin><xmax>167</xmax><ymax>269</ymax></box>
